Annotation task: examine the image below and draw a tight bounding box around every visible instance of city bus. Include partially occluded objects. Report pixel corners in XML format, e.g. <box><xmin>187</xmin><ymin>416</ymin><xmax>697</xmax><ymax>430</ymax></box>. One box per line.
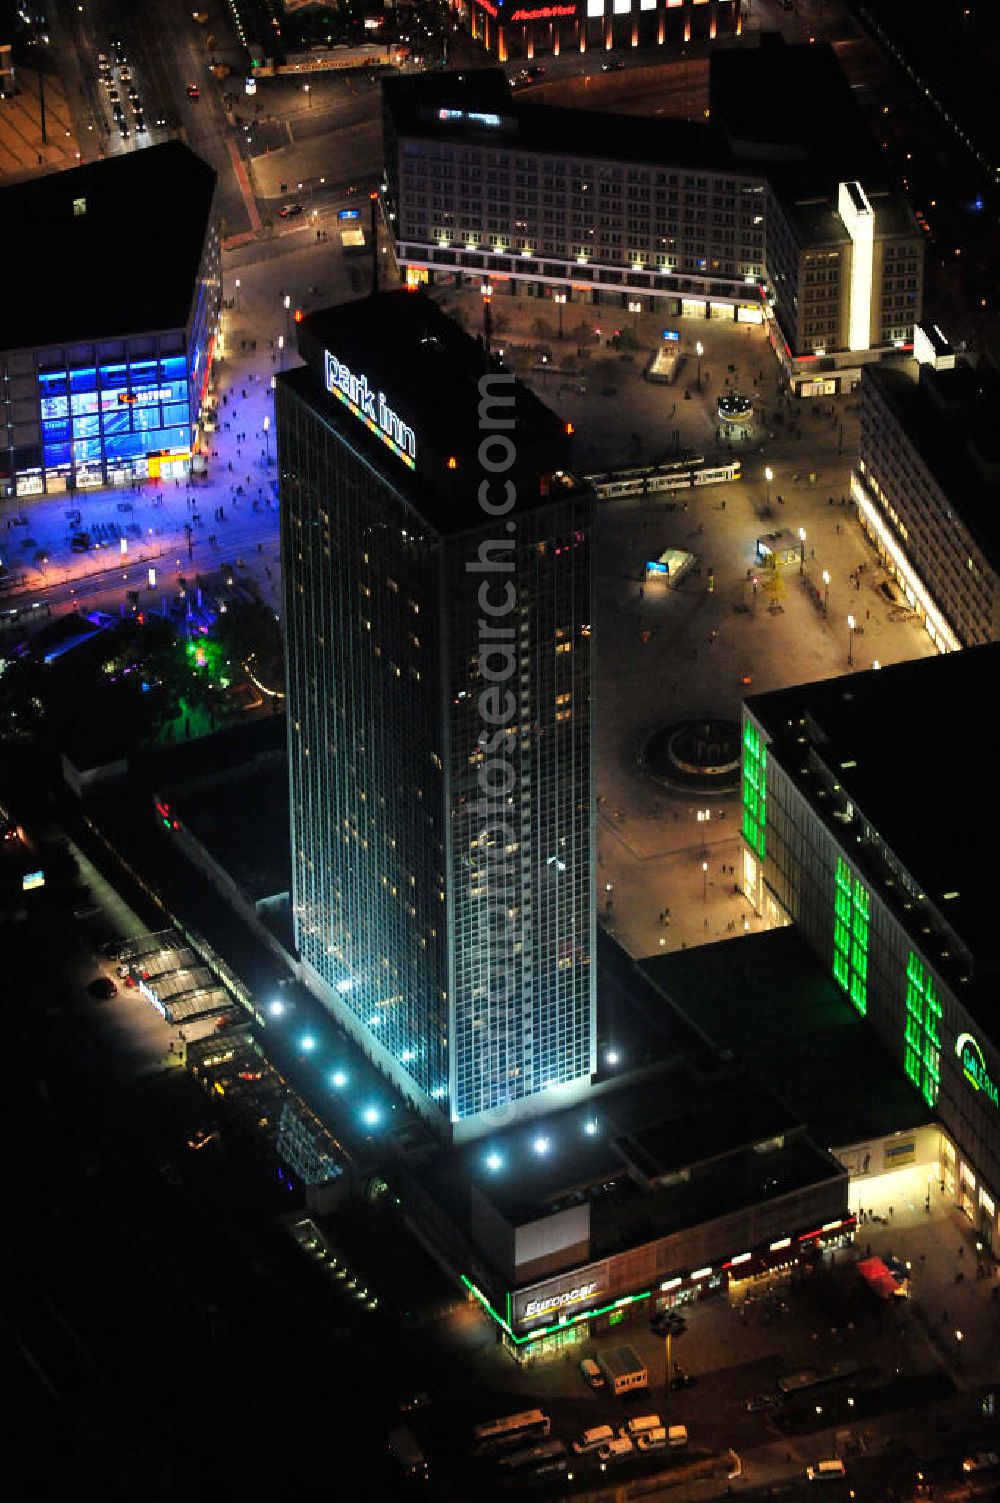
<box><xmin>496</xmin><ymin>1439</ymin><xmax>568</xmax><ymax>1476</ymax></box>
<box><xmin>586</xmin><ymin>456</ymin><xmax>741</xmax><ymax>500</ymax></box>
<box><xmin>472</xmin><ymin>1409</ymin><xmax>551</xmax><ymax>1452</ymax></box>
<box><xmin>387</xmin><ymin>1426</ymin><xmax>428</xmax><ymax>1478</ymax></box>
<box><xmin>777</xmin><ymin>1359</ymin><xmax>861</xmax><ymax>1400</ymax></box>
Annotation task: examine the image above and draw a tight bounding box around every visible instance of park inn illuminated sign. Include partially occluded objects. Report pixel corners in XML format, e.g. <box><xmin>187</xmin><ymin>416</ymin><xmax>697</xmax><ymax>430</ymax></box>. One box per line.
<box><xmin>956</xmin><ymin>1033</ymin><xmax>999</xmax><ymax>1109</ymax></box>
<box><xmin>324</xmin><ymin>349</ymin><xmax>416</xmax><ymax>471</ymax></box>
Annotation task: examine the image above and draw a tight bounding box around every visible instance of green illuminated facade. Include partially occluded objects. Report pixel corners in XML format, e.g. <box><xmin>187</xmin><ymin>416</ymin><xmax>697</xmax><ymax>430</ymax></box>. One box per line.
<box><xmin>904</xmin><ymin>950</ymin><xmax>941</xmax><ymax>1108</ymax></box>
<box><xmin>742</xmin><ymin>722</ymin><xmax>767</xmax><ymax>859</ymax></box>
<box><xmin>833</xmin><ymin>857</ymin><xmax>869</xmax><ymax>1016</ymax></box>
<box><xmin>742</xmin><ymin>657</ymin><xmax>1000</xmax><ymax>1261</ymax></box>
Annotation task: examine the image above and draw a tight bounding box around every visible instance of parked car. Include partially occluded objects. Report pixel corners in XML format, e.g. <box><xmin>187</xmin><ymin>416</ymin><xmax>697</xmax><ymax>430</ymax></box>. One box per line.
<box><xmin>398</xmin><ymin>1392</ymin><xmax>431</xmax><ymax>1413</ymax></box>
<box><xmin>601</xmin><ymin>59</ymin><xmax>625</xmax><ymax>71</ymax></box>
<box><xmin>279</xmin><ymin>202</ymin><xmax>304</xmax><ymax>218</ymax></box>
<box><xmin>187</xmin><ymin>82</ymin><xmax>200</xmax><ymax>99</ymax></box>
<box><xmin>745</xmin><ymin>1393</ymin><xmax>778</xmax><ymax>1412</ymax></box>
<box><xmin>963</xmin><ymin>1454</ymin><xmax>1000</xmax><ymax>1474</ymax></box>
<box><xmin>88</xmin><ymin>977</ymin><xmax>118</xmax><ymax>999</ymax></box>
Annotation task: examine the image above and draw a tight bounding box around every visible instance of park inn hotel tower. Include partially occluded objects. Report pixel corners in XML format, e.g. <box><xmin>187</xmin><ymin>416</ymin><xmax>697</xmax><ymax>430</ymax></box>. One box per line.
<box><xmin>276</xmin><ymin>291</ymin><xmax>596</xmax><ymax>1142</ymax></box>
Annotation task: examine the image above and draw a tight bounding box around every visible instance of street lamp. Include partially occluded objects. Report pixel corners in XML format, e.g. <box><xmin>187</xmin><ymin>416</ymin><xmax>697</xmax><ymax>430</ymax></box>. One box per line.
<box><xmin>822</xmin><ymin>568</ymin><xmax>830</xmax><ymax>616</ymax></box>
<box><xmin>234</xmin><ymin>277</ymin><xmax>241</xmax><ymax>312</ymax></box>
<box><xmin>263</xmin><ymin>414</ymin><xmax>270</xmax><ymax>464</ymax></box>
<box><xmin>764</xmin><ymin>465</ymin><xmax>773</xmax><ymax>509</ymax></box>
<box><xmin>702</xmin><ymin>860</ymin><xmax>708</xmax><ymax>900</ymax></box>
<box><xmin>554</xmin><ymin>292</ymin><xmax>567</xmax><ymax>340</ymax></box>
<box><xmin>847</xmin><ymin>613</ymin><xmax>856</xmax><ymax>667</ymax></box>
<box><xmin>284</xmin><ymin>292</ymin><xmax>292</xmax><ymax>339</ymax></box>
<box><xmin>605</xmin><ymin>881</ymin><xmax>613</xmax><ymax>916</ymax></box>
<box><xmin>303</xmin><ymin>83</ymin><xmax>311</xmax><ymax>108</ymax></box>
<box><xmin>697</xmin><ymin>807</ymin><xmax>711</xmax><ymax>857</ymax></box>
<box><xmin>628</xmin><ymin>299</ymin><xmax>642</xmax><ymax>335</ymax></box>
<box><xmin>696</xmin><ymin>340</ymin><xmax>704</xmax><ymax>390</ymax></box>
<box><xmin>658</xmin><ymin>1310</ymin><xmax>687</xmax><ymax>1401</ymax></box>
<box><xmin>798</xmin><ymin>526</ymin><xmax>807</xmax><ymax>574</ymax></box>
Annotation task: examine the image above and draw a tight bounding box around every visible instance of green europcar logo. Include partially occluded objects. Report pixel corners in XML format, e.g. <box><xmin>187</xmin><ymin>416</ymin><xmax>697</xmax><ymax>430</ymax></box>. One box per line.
<box><xmin>956</xmin><ymin>1032</ymin><xmax>1000</xmax><ymax>1109</ymax></box>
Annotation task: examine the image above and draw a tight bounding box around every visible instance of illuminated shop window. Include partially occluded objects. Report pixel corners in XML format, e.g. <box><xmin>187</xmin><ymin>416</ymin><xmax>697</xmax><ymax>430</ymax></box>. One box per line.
<box><xmin>904</xmin><ymin>950</ymin><xmax>941</xmax><ymax>1108</ymax></box>
<box><xmin>832</xmin><ymin>857</ymin><xmax>868</xmax><ymax>1016</ymax></box>
<box><xmin>741</xmin><ymin>721</ymin><xmax>766</xmax><ymax>859</ymax></box>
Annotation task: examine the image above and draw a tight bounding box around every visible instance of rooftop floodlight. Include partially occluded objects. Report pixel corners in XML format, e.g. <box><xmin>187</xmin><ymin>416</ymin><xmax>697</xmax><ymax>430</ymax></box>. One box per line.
<box><xmin>268</xmin><ymin>999</ymin><xmax>285</xmax><ymax>1019</ymax></box>
<box><xmin>299</xmin><ymin>1033</ymin><xmax>317</xmax><ymax>1052</ymax></box>
<box><xmin>533</xmin><ymin>1135</ymin><xmax>551</xmax><ymax>1156</ymax></box>
<box><xmin>584</xmin><ymin>1118</ymin><xmax>599</xmax><ymax>1136</ymax></box>
<box><xmin>363</xmin><ymin>1104</ymin><xmax>381</xmax><ymax>1127</ymax></box>
<box><xmin>330</xmin><ymin>1070</ymin><xmax>348</xmax><ymax>1089</ymax></box>
<box><xmin>485</xmin><ymin>1151</ymin><xmax>504</xmax><ymax>1172</ymax></box>
<box><xmin>606</xmin><ymin>1049</ymin><xmax>620</xmax><ymax>1066</ymax></box>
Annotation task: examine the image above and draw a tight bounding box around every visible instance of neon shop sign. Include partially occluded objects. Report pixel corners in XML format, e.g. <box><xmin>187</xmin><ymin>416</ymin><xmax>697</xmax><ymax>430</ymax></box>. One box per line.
<box><xmin>523</xmin><ymin>1280</ymin><xmax>598</xmax><ymax>1320</ymax></box>
<box><xmin>956</xmin><ymin>1032</ymin><xmax>999</xmax><ymax>1109</ymax></box>
<box><xmin>324</xmin><ymin>350</ymin><xmax>416</xmax><ymax>470</ymax></box>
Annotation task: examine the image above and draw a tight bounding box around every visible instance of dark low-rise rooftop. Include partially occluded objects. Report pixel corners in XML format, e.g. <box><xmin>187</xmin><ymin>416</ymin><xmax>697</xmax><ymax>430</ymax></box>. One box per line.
<box><xmin>0</xmin><ymin>142</ymin><xmax>217</xmax><ymax>350</ymax></box>
<box><xmin>746</xmin><ymin>645</ymin><xmax>1000</xmax><ymax>996</ymax></box>
<box><xmin>642</xmin><ymin>928</ymin><xmax>932</xmax><ymax>1150</ymax></box>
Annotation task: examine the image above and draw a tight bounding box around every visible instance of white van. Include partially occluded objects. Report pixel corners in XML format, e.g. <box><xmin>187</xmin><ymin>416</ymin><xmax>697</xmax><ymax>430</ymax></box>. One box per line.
<box><xmin>573</xmin><ymin>1424</ymin><xmax>615</xmax><ymax>1454</ymax></box>
<box><xmin>624</xmin><ymin>1413</ymin><xmax>662</xmax><ymax>1439</ymax></box>
<box><xmin>668</xmin><ymin>1425</ymin><xmax>689</xmax><ymax>1447</ymax></box>
<box><xmin>806</xmin><ymin>1460</ymin><xmax>847</xmax><ymax>1483</ymax></box>
<box><xmin>637</xmin><ymin>1426</ymin><xmax>668</xmax><ymax>1452</ymax></box>
<box><xmin>580</xmin><ymin>1357</ymin><xmax>605</xmax><ymax>1389</ymax></box>
<box><xmin>598</xmin><ymin>1436</ymin><xmax>634</xmax><ymax>1462</ymax></box>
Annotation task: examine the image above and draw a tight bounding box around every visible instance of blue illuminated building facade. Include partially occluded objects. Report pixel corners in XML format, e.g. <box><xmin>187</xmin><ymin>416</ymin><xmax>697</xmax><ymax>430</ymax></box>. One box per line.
<box><xmin>0</xmin><ymin>142</ymin><xmax>219</xmax><ymax>499</ymax></box>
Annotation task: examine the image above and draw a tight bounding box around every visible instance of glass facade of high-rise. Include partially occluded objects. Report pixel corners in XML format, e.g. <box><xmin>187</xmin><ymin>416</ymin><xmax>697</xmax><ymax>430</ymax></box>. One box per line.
<box><xmin>277</xmin><ymin>306</ymin><xmax>596</xmax><ymax>1138</ymax></box>
<box><xmin>280</xmin><ymin>394</ymin><xmax>450</xmax><ymax>1109</ymax></box>
<box><xmin>446</xmin><ymin>500</ymin><xmax>594</xmax><ymax>1120</ymax></box>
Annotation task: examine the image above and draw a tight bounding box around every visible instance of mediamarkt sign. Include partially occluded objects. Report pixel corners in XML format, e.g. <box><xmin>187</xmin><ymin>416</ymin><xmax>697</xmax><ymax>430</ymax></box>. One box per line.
<box><xmin>324</xmin><ymin>349</ymin><xmax>416</xmax><ymax>470</ymax></box>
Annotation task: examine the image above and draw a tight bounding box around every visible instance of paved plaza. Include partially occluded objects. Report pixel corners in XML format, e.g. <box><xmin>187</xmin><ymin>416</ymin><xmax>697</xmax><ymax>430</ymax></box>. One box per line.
<box><xmin>433</xmin><ymin>283</ymin><xmax>937</xmax><ymax>962</ymax></box>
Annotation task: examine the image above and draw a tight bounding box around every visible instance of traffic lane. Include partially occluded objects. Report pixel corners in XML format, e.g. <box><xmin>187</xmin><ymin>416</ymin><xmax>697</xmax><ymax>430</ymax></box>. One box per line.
<box><xmin>1</xmin><ymin>505</ymin><xmax>279</xmax><ymax>616</ymax></box>
<box><xmin>114</xmin><ymin>0</ymin><xmax>250</xmax><ymax>232</ymax></box>
<box><xmin>56</xmin><ymin>0</ymin><xmax>114</xmax><ymax>152</ymax></box>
